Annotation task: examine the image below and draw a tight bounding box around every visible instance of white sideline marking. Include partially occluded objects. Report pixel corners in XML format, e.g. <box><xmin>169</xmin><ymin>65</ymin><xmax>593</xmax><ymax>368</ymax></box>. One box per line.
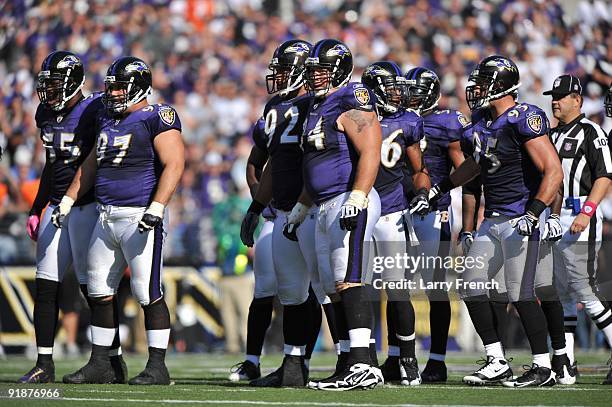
<box><xmin>32</xmin><ymin>397</ymin><xmax>590</xmax><ymax>407</ymax></box>
<box><xmin>70</xmin><ymin>389</ymin><xmax>257</xmax><ymax>394</ymax></box>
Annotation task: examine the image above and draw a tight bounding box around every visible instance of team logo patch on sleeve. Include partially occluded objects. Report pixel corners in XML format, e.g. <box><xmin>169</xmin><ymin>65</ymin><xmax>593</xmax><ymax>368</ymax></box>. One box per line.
<box><xmin>458</xmin><ymin>113</ymin><xmax>469</xmax><ymax>128</ymax></box>
<box><xmin>527</xmin><ymin>113</ymin><xmax>543</xmax><ymax>134</ymax></box>
<box><xmin>354</xmin><ymin>88</ymin><xmax>370</xmax><ymax>105</ymax></box>
<box><xmin>158</xmin><ymin>106</ymin><xmax>176</xmax><ymax>125</ymax></box>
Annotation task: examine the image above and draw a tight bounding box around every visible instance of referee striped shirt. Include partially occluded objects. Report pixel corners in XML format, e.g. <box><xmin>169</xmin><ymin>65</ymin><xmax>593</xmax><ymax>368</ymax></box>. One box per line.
<box><xmin>549</xmin><ymin>114</ymin><xmax>612</xmax><ymax>198</ymax></box>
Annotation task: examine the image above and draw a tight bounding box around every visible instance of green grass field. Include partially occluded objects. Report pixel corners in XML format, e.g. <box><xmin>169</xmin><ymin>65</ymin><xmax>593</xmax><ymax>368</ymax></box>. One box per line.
<box><xmin>1</xmin><ymin>352</ymin><xmax>611</xmax><ymax>406</ymax></box>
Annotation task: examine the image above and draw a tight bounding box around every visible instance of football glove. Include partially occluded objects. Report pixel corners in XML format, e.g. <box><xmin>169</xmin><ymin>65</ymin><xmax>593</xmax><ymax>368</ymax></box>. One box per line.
<box><xmin>340</xmin><ymin>190</ymin><xmax>368</xmax><ymax>231</ymax></box>
<box><xmin>51</xmin><ymin>196</ymin><xmax>74</xmax><ymax>228</ymax></box>
<box><xmin>409</xmin><ymin>188</ymin><xmax>430</xmax><ymax>216</ymax></box>
<box><xmin>26</xmin><ymin>212</ymin><xmax>41</xmax><ymax>241</ymax></box>
<box><xmin>510</xmin><ymin>212</ymin><xmax>539</xmax><ymax>236</ymax></box>
<box><xmin>542</xmin><ymin>214</ymin><xmax>562</xmax><ymax>241</ymax></box>
<box><xmin>459</xmin><ymin>231</ymin><xmax>474</xmax><ymax>256</ymax></box>
<box><xmin>138</xmin><ymin>201</ymin><xmax>164</xmax><ymax>233</ymax></box>
<box><xmin>428</xmin><ymin>184</ymin><xmax>442</xmax><ymax>204</ymax></box>
<box><xmin>240</xmin><ymin>200</ymin><xmax>265</xmax><ymax>247</ymax></box>
<box><xmin>283</xmin><ymin>202</ymin><xmax>310</xmax><ymax>241</ymax></box>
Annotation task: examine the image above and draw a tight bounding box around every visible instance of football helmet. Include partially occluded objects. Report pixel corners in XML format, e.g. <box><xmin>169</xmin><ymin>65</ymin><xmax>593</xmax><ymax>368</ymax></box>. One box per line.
<box><xmin>266</xmin><ymin>40</ymin><xmax>312</xmax><ymax>97</ymax></box>
<box><xmin>404</xmin><ymin>67</ymin><xmax>441</xmax><ymax>114</ymax></box>
<box><xmin>36</xmin><ymin>51</ymin><xmax>85</xmax><ymax>112</ymax></box>
<box><xmin>361</xmin><ymin>61</ymin><xmax>406</xmax><ymax>114</ymax></box>
<box><xmin>605</xmin><ymin>82</ymin><xmax>612</xmax><ymax>118</ymax></box>
<box><xmin>465</xmin><ymin>55</ymin><xmax>521</xmax><ymax>111</ymax></box>
<box><xmin>103</xmin><ymin>56</ymin><xmax>152</xmax><ymax>115</ymax></box>
<box><xmin>305</xmin><ymin>39</ymin><xmax>353</xmax><ymax>97</ymax></box>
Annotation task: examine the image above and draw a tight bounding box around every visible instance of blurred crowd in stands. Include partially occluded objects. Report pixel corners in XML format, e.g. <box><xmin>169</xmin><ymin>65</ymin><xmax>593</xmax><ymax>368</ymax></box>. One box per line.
<box><xmin>1</xmin><ymin>0</ymin><xmax>611</xmax><ymax>266</ymax></box>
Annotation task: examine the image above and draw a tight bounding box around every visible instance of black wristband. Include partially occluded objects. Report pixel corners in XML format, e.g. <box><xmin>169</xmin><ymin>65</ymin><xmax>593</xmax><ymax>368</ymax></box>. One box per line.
<box><xmin>526</xmin><ymin>199</ymin><xmax>547</xmax><ymax>218</ymax></box>
<box><xmin>438</xmin><ymin>178</ymin><xmax>453</xmax><ymax>194</ymax></box>
<box><xmin>416</xmin><ymin>188</ymin><xmax>428</xmax><ymax>197</ymax></box>
<box><xmin>248</xmin><ymin>200</ymin><xmax>266</xmax><ymax>215</ymax></box>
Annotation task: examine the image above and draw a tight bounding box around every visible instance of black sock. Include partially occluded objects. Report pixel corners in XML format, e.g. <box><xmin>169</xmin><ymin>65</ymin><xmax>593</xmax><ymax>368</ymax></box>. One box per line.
<box><xmin>369</xmin><ymin>305</ymin><xmax>378</xmax><ymax>367</ymax></box>
<box><xmin>393</xmin><ymin>300</ymin><xmax>416</xmax><ymax>359</ymax></box>
<box><xmin>306</xmin><ymin>289</ymin><xmax>322</xmax><ymax>360</ymax></box>
<box><xmin>536</xmin><ymin>286</ymin><xmax>566</xmax><ymax>352</ymax></box>
<box><xmin>322</xmin><ymin>303</ymin><xmax>339</xmax><ymax>346</ymax></box>
<box><xmin>513</xmin><ymin>300</ymin><xmax>549</xmax><ymax>355</ymax></box>
<box><xmin>246</xmin><ymin>296</ymin><xmax>273</xmax><ymax>358</ymax></box>
<box><xmin>283</xmin><ymin>300</ymin><xmax>310</xmax><ymax>350</ymax></box>
<box><xmin>386</xmin><ymin>300</ymin><xmax>398</xmax><ymax>349</ymax></box>
<box><xmin>490</xmin><ymin>290</ymin><xmax>509</xmax><ymax>348</ymax></box>
<box><xmin>464</xmin><ymin>295</ymin><xmax>500</xmax><ymax>346</ymax></box>
<box><xmin>34</xmin><ymin>278</ymin><xmax>60</xmax><ymax>364</ymax></box>
<box><xmin>341</xmin><ymin>286</ymin><xmax>372</xmax><ymax>365</ymax></box>
<box><xmin>428</xmin><ymin>294</ymin><xmax>450</xmax><ymax>358</ymax></box>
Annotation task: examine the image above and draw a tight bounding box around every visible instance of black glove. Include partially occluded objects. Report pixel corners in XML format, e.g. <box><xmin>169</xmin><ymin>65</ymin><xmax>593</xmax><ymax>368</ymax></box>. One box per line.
<box><xmin>240</xmin><ymin>200</ymin><xmax>265</xmax><ymax>247</ymax></box>
<box><xmin>409</xmin><ymin>188</ymin><xmax>430</xmax><ymax>216</ymax></box>
<box><xmin>283</xmin><ymin>223</ymin><xmax>299</xmax><ymax>241</ymax></box>
<box><xmin>138</xmin><ymin>202</ymin><xmax>164</xmax><ymax>233</ymax></box>
<box><xmin>51</xmin><ymin>206</ymin><xmax>66</xmax><ymax>228</ymax></box>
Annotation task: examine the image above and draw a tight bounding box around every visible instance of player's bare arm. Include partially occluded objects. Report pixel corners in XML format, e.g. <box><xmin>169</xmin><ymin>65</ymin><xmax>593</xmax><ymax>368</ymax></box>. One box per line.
<box><xmin>406</xmin><ymin>143</ymin><xmax>431</xmax><ymax>191</ymax></box>
<box><xmin>151</xmin><ymin>128</ymin><xmax>185</xmax><ymax>206</ymax></box>
<box><xmin>448</xmin><ymin>140</ymin><xmax>465</xmax><ymax>169</ymax></box>
<box><xmin>525</xmin><ymin>135</ymin><xmax>563</xmax><ymax>206</ymax></box>
<box><xmin>246</xmin><ymin>145</ymin><xmax>268</xmax><ymax>198</ymax></box>
<box><xmin>337</xmin><ymin>108</ymin><xmax>382</xmax><ymax>194</ymax></box>
<box><xmin>65</xmin><ymin>147</ymin><xmax>97</xmax><ymax>202</ymax></box>
<box><xmin>253</xmin><ymin>161</ymin><xmax>273</xmax><ymax>206</ymax></box>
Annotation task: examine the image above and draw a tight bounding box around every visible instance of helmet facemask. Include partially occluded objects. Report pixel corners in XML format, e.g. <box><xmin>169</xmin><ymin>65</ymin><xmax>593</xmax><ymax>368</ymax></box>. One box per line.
<box><xmin>376</xmin><ymin>76</ymin><xmax>405</xmax><ymax>114</ymax></box>
<box><xmin>103</xmin><ymin>76</ymin><xmax>151</xmax><ymax>115</ymax></box>
<box><xmin>266</xmin><ymin>58</ymin><xmax>306</xmax><ymax>97</ymax></box>
<box><xmin>305</xmin><ymin>57</ymin><xmax>351</xmax><ymax>97</ymax></box>
<box><xmin>466</xmin><ymin>69</ymin><xmax>521</xmax><ymax>111</ymax></box>
<box><xmin>36</xmin><ymin>68</ymin><xmax>84</xmax><ymax>112</ymax></box>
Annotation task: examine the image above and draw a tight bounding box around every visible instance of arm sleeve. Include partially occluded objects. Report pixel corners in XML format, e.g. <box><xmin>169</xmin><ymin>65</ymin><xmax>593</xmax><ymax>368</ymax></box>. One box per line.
<box><xmin>251</xmin><ymin>118</ymin><xmax>268</xmax><ymax>152</ymax></box>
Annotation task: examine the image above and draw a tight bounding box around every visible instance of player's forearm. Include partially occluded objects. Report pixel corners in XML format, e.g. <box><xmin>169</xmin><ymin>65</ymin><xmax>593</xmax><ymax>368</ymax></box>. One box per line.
<box><xmin>586</xmin><ymin>177</ymin><xmax>611</xmax><ymax>206</ymax></box>
<box><xmin>152</xmin><ymin>160</ymin><xmax>184</xmax><ymax>206</ymax></box>
<box><xmin>534</xmin><ymin>163</ymin><xmax>563</xmax><ymax>206</ymax></box>
<box><xmin>30</xmin><ymin>163</ymin><xmax>52</xmax><ymax>215</ymax></box>
<box><xmin>462</xmin><ymin>192</ymin><xmax>478</xmax><ymax>232</ymax></box>
<box><xmin>297</xmin><ymin>187</ymin><xmax>313</xmax><ymax>207</ymax></box>
<box><xmin>412</xmin><ymin>172</ymin><xmax>431</xmax><ymax>192</ymax></box>
<box><xmin>246</xmin><ymin>147</ymin><xmax>268</xmax><ymax>198</ymax></box>
<box><xmin>550</xmin><ymin>189</ymin><xmax>562</xmax><ymax>216</ymax></box>
<box><xmin>253</xmin><ymin>162</ymin><xmax>273</xmax><ymax>206</ymax></box>
<box><xmin>353</xmin><ymin>149</ymin><xmax>380</xmax><ymax>194</ymax></box>
<box><xmin>65</xmin><ymin>151</ymin><xmax>96</xmax><ymax>201</ymax></box>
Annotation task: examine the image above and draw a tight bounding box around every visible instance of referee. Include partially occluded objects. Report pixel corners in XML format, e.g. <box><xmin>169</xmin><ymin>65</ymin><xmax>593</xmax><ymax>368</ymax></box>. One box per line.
<box><xmin>544</xmin><ymin>74</ymin><xmax>612</xmax><ymax>385</ymax></box>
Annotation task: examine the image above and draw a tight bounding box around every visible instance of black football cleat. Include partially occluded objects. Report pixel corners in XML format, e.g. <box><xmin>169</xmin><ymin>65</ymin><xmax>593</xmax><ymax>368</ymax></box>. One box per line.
<box><xmin>502</xmin><ymin>364</ymin><xmax>556</xmax><ymax>388</ymax></box>
<box><xmin>250</xmin><ymin>355</ymin><xmax>307</xmax><ymax>387</ymax></box>
<box><xmin>229</xmin><ymin>360</ymin><xmax>261</xmax><ymax>382</ymax></box>
<box><xmin>421</xmin><ymin>359</ymin><xmax>447</xmax><ymax>383</ymax></box>
<box><xmin>128</xmin><ymin>361</ymin><xmax>170</xmax><ymax>385</ymax></box>
<box><xmin>551</xmin><ymin>354</ymin><xmax>576</xmax><ymax>385</ymax></box>
<box><xmin>110</xmin><ymin>355</ymin><xmax>128</xmax><ymax>384</ymax></box>
<box><xmin>63</xmin><ymin>359</ymin><xmax>115</xmax><ymax>384</ymax></box>
<box><xmin>379</xmin><ymin>356</ymin><xmax>401</xmax><ymax>383</ymax></box>
<box><xmin>399</xmin><ymin>357</ymin><xmax>421</xmax><ymax>386</ymax></box>
<box><xmin>603</xmin><ymin>357</ymin><xmax>612</xmax><ymax>385</ymax></box>
<box><xmin>17</xmin><ymin>363</ymin><xmax>55</xmax><ymax>384</ymax></box>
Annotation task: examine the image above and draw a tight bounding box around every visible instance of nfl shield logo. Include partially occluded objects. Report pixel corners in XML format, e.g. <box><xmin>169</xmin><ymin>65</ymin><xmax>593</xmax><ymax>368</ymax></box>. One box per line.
<box><xmin>158</xmin><ymin>106</ymin><xmax>175</xmax><ymax>125</ymax></box>
<box><xmin>564</xmin><ymin>142</ymin><xmax>573</xmax><ymax>152</ymax></box>
<box><xmin>354</xmin><ymin>88</ymin><xmax>370</xmax><ymax>105</ymax></box>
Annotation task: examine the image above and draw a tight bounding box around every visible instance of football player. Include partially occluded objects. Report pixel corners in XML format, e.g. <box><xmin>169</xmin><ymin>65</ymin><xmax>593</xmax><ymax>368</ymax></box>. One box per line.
<box><xmin>239</xmin><ymin>39</ymin><xmax>327</xmax><ymax>387</ymax></box>
<box><xmin>403</xmin><ymin>67</ymin><xmax>469</xmax><ymax>383</ymax></box>
<box><xmin>361</xmin><ymin>61</ymin><xmax>430</xmax><ymax>386</ymax></box>
<box><xmin>296</xmin><ymin>39</ymin><xmax>383</xmax><ymax>391</ymax></box>
<box><xmin>460</xmin><ymin>55</ymin><xmax>563</xmax><ymax>387</ymax></box>
<box><xmin>54</xmin><ymin>56</ymin><xmax>184</xmax><ymax>385</ymax></box>
<box><xmin>19</xmin><ymin>51</ymin><xmax>127</xmax><ymax>384</ymax></box>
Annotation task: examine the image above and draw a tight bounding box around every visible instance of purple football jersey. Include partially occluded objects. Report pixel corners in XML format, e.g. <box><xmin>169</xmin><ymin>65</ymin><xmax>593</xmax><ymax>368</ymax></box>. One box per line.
<box><xmin>374</xmin><ymin>110</ymin><xmax>423</xmax><ymax>216</ymax></box>
<box><xmin>95</xmin><ymin>103</ymin><xmax>182</xmax><ymax>207</ymax></box>
<box><xmin>301</xmin><ymin>82</ymin><xmax>376</xmax><ymax>205</ymax></box>
<box><xmin>253</xmin><ymin>94</ymin><xmax>313</xmax><ymax>211</ymax></box>
<box><xmin>422</xmin><ymin>109</ymin><xmax>469</xmax><ymax>209</ymax></box>
<box><xmin>463</xmin><ymin>103</ymin><xmax>549</xmax><ymax>217</ymax></box>
<box><xmin>36</xmin><ymin>93</ymin><xmax>104</xmax><ymax>206</ymax></box>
